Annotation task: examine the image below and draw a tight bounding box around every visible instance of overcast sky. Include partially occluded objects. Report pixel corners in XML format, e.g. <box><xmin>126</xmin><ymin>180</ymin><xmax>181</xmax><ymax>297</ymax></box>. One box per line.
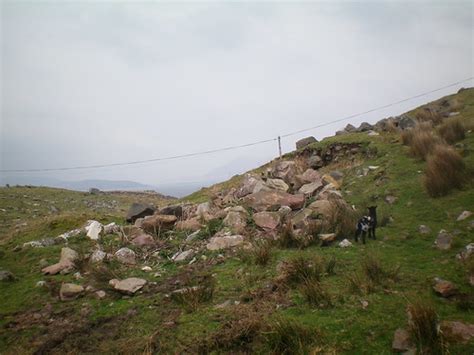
<box><xmin>1</xmin><ymin>1</ymin><xmax>473</xmax><ymax>188</ymax></box>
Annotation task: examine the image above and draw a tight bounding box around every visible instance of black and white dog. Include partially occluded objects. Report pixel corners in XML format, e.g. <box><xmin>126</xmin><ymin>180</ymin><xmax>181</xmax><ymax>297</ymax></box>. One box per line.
<box><xmin>355</xmin><ymin>206</ymin><xmax>377</xmax><ymax>244</ymax></box>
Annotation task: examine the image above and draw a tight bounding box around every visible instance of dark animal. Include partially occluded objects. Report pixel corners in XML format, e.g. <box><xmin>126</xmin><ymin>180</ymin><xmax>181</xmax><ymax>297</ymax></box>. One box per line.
<box><xmin>367</xmin><ymin>206</ymin><xmax>377</xmax><ymax>240</ymax></box>
<box><xmin>355</xmin><ymin>206</ymin><xmax>377</xmax><ymax>244</ymax></box>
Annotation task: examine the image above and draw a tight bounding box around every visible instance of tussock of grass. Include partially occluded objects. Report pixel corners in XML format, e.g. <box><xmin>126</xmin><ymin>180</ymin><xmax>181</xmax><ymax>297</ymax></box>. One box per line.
<box><xmin>424</xmin><ymin>144</ymin><xmax>466</xmax><ymax>197</ymax></box>
<box><xmin>278</xmin><ymin>222</ymin><xmax>313</xmax><ymax>249</ymax></box>
<box><xmin>409</xmin><ymin>129</ymin><xmax>443</xmax><ymax>160</ymax></box>
<box><xmin>437</xmin><ymin>117</ymin><xmax>466</xmax><ymax>144</ymax></box>
<box><xmin>252</xmin><ymin>240</ymin><xmax>272</xmax><ymax>266</ymax></box>
<box><xmin>299</xmin><ymin>278</ymin><xmax>333</xmax><ymax>308</ymax></box>
<box><xmin>280</xmin><ymin>256</ymin><xmax>324</xmax><ymax>286</ymax></box>
<box><xmin>265</xmin><ymin>318</ymin><xmax>323</xmax><ymax>354</ymax></box>
<box><xmin>407</xmin><ymin>301</ymin><xmax>447</xmax><ymax>354</ymax></box>
<box><xmin>171</xmin><ymin>274</ymin><xmax>215</xmax><ymax>312</ymax></box>
<box><xmin>346</xmin><ymin>271</ymin><xmax>375</xmax><ymax>295</ymax></box>
<box><xmin>324</xmin><ymin>200</ymin><xmax>358</xmax><ymax>238</ymax></box>
<box><xmin>362</xmin><ymin>254</ymin><xmax>400</xmax><ymax>285</ymax></box>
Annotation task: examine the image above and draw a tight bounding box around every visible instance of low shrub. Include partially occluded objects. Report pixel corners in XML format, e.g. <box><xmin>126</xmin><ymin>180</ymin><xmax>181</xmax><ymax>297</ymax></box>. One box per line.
<box><xmin>324</xmin><ymin>200</ymin><xmax>358</xmax><ymax>239</ymax></box>
<box><xmin>325</xmin><ymin>256</ymin><xmax>337</xmax><ymax>276</ymax></box>
<box><xmin>437</xmin><ymin>117</ymin><xmax>466</xmax><ymax>144</ymax></box>
<box><xmin>424</xmin><ymin>144</ymin><xmax>466</xmax><ymax>197</ymax></box>
<box><xmin>265</xmin><ymin>317</ymin><xmax>323</xmax><ymax>354</ymax></box>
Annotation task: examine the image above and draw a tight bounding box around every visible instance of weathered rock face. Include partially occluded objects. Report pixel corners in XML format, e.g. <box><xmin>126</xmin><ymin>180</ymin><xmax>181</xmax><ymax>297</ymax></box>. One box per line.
<box><xmin>441</xmin><ymin>321</ymin><xmax>474</xmax><ymax>343</ymax></box>
<box><xmin>115</xmin><ymin>247</ymin><xmax>136</xmax><ymax>265</ymax></box>
<box><xmin>243</xmin><ymin>190</ymin><xmax>305</xmax><ymax>212</ymax></box>
<box><xmin>85</xmin><ymin>220</ymin><xmax>102</xmax><ymax>240</ymax></box>
<box><xmin>296</xmin><ymin>136</ymin><xmax>317</xmax><ymax>150</ymax></box>
<box><xmin>206</xmin><ymin>235</ymin><xmax>244</xmax><ymax>251</ymax></box>
<box><xmin>398</xmin><ymin>115</ymin><xmax>416</xmax><ymax>130</ymax></box>
<box><xmin>308</xmin><ymin>200</ymin><xmax>333</xmax><ymax>218</ymax></box>
<box><xmin>126</xmin><ymin>203</ymin><xmax>155</xmax><ymax>223</ymax></box>
<box><xmin>142</xmin><ymin>214</ymin><xmax>177</xmax><ymax>234</ymax></box>
<box><xmin>91</xmin><ymin>249</ymin><xmax>106</xmax><ymax>263</ymax></box>
<box><xmin>131</xmin><ymin>233</ymin><xmax>155</xmax><ymax>247</ymax></box>
<box><xmin>435</xmin><ymin>230</ymin><xmax>453</xmax><ymax>250</ymax></box>
<box><xmin>223</xmin><ymin>211</ymin><xmax>247</xmax><ymax>234</ymax></box>
<box><xmin>235</xmin><ymin>175</ymin><xmax>261</xmax><ymax>198</ymax></box>
<box><xmin>299</xmin><ymin>169</ymin><xmax>321</xmax><ymax>184</ymax></box>
<box><xmin>298</xmin><ymin>181</ymin><xmax>323</xmax><ymax>197</ymax></box>
<box><xmin>357</xmin><ymin>122</ymin><xmax>373</xmax><ymax>132</ymax></box>
<box><xmin>433</xmin><ymin>277</ymin><xmax>458</xmax><ymax>297</ymax></box>
<box><xmin>159</xmin><ymin>205</ymin><xmax>183</xmax><ymax>218</ymax></box>
<box><xmin>307</xmin><ymin>155</ymin><xmax>323</xmax><ymax>169</ymax></box>
<box><xmin>60</xmin><ymin>283</ymin><xmax>84</xmax><ymax>301</ymax></box>
<box><xmin>392</xmin><ymin>328</ymin><xmax>414</xmax><ymax>353</ymax></box>
<box><xmin>271</xmin><ymin>161</ymin><xmax>299</xmax><ymax>185</ymax></box>
<box><xmin>322</xmin><ymin>173</ymin><xmax>343</xmax><ymax>189</ymax></box>
<box><xmin>42</xmin><ymin>247</ymin><xmax>79</xmax><ymax>275</ymax></box>
<box><xmin>266</xmin><ymin>179</ymin><xmax>290</xmax><ymax>192</ymax></box>
<box><xmin>176</xmin><ymin>218</ymin><xmax>202</xmax><ymax>232</ymax></box>
<box><xmin>253</xmin><ymin>211</ymin><xmax>281</xmax><ymax>231</ymax></box>
<box><xmin>113</xmin><ymin>278</ymin><xmax>147</xmax><ymax>295</ymax></box>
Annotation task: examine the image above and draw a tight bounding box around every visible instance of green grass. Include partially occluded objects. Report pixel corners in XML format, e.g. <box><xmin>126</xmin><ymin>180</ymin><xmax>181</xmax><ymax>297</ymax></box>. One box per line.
<box><xmin>1</xmin><ymin>89</ymin><xmax>474</xmax><ymax>353</ymax></box>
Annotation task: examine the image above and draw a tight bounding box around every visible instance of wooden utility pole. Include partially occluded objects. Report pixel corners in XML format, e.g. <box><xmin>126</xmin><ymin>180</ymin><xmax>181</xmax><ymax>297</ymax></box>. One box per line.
<box><xmin>278</xmin><ymin>136</ymin><xmax>282</xmax><ymax>159</ymax></box>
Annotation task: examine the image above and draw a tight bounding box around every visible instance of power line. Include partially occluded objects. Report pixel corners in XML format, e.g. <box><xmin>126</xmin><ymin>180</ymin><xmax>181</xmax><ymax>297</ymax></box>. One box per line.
<box><xmin>1</xmin><ymin>76</ymin><xmax>472</xmax><ymax>173</ymax></box>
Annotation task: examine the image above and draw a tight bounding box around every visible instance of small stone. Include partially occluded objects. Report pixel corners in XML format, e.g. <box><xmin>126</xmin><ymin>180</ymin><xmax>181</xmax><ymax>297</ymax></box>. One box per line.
<box><xmin>85</xmin><ymin>220</ymin><xmax>102</xmax><ymax>240</ymax></box>
<box><xmin>435</xmin><ymin>230</ymin><xmax>453</xmax><ymax>250</ymax></box>
<box><xmin>385</xmin><ymin>195</ymin><xmax>397</xmax><ymax>205</ymax></box>
<box><xmin>338</xmin><ymin>239</ymin><xmax>353</xmax><ymax>248</ymax></box>
<box><xmin>42</xmin><ymin>247</ymin><xmax>79</xmax><ymax>275</ymax></box>
<box><xmin>36</xmin><ymin>280</ymin><xmax>46</xmax><ymax>287</ymax></box>
<box><xmin>319</xmin><ymin>233</ymin><xmax>336</xmax><ymax>245</ymax></box>
<box><xmin>392</xmin><ymin>328</ymin><xmax>414</xmax><ymax>352</ymax></box>
<box><xmin>0</xmin><ymin>270</ymin><xmax>15</xmax><ymax>282</ymax></box>
<box><xmin>59</xmin><ymin>283</ymin><xmax>84</xmax><ymax>301</ymax></box>
<box><xmin>457</xmin><ymin>211</ymin><xmax>472</xmax><ymax>221</ymax></box>
<box><xmin>115</xmin><ymin>247</ymin><xmax>136</xmax><ymax>265</ymax></box>
<box><xmin>185</xmin><ymin>230</ymin><xmax>201</xmax><ymax>242</ymax></box>
<box><xmin>206</xmin><ymin>235</ymin><xmax>244</xmax><ymax>251</ymax></box>
<box><xmin>103</xmin><ymin>222</ymin><xmax>120</xmax><ymax>234</ymax></box>
<box><xmin>141</xmin><ymin>266</ymin><xmax>152</xmax><ymax>272</ymax></box>
<box><xmin>172</xmin><ymin>249</ymin><xmax>195</xmax><ymax>262</ymax></box>
<box><xmin>131</xmin><ymin>233</ymin><xmax>155</xmax><ymax>247</ymax></box>
<box><xmin>360</xmin><ymin>300</ymin><xmax>369</xmax><ymax>309</ymax></box>
<box><xmin>418</xmin><ymin>225</ymin><xmax>431</xmax><ymax>235</ymax></box>
<box><xmin>91</xmin><ymin>249</ymin><xmax>106</xmax><ymax>263</ymax></box>
<box><xmin>433</xmin><ymin>277</ymin><xmax>458</xmax><ymax>297</ymax></box>
<box><xmin>94</xmin><ymin>290</ymin><xmax>107</xmax><ymax>300</ymax></box>
<box><xmin>73</xmin><ymin>272</ymin><xmax>83</xmax><ymax>280</ymax></box>
<box><xmin>113</xmin><ymin>278</ymin><xmax>147</xmax><ymax>295</ymax></box>
<box><xmin>456</xmin><ymin>243</ymin><xmax>474</xmax><ymax>260</ymax></box>
<box><xmin>441</xmin><ymin>321</ymin><xmax>474</xmax><ymax>343</ymax></box>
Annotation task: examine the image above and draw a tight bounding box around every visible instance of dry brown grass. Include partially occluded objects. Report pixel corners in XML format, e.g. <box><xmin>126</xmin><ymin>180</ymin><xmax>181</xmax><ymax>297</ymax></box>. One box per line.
<box><xmin>424</xmin><ymin>144</ymin><xmax>466</xmax><ymax>197</ymax></box>
<box><xmin>299</xmin><ymin>278</ymin><xmax>333</xmax><ymax>308</ymax></box>
<box><xmin>324</xmin><ymin>200</ymin><xmax>358</xmax><ymax>239</ymax></box>
<box><xmin>252</xmin><ymin>240</ymin><xmax>272</xmax><ymax>266</ymax></box>
<box><xmin>280</xmin><ymin>256</ymin><xmax>324</xmax><ymax>286</ymax></box>
<box><xmin>407</xmin><ymin>301</ymin><xmax>447</xmax><ymax>354</ymax></box>
<box><xmin>409</xmin><ymin>129</ymin><xmax>443</xmax><ymax>161</ymax></box>
<box><xmin>437</xmin><ymin>117</ymin><xmax>466</xmax><ymax>144</ymax></box>
<box><xmin>415</xmin><ymin>107</ymin><xmax>443</xmax><ymax>125</ymax></box>
<box><xmin>278</xmin><ymin>222</ymin><xmax>313</xmax><ymax>249</ymax></box>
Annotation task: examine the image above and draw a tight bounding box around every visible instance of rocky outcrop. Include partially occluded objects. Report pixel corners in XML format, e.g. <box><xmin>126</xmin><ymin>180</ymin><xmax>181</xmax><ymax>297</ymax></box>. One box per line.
<box><xmin>243</xmin><ymin>190</ymin><xmax>305</xmax><ymax>212</ymax></box>
<box><xmin>296</xmin><ymin>136</ymin><xmax>317</xmax><ymax>150</ymax></box>
<box><xmin>253</xmin><ymin>211</ymin><xmax>281</xmax><ymax>231</ymax></box>
<box><xmin>206</xmin><ymin>235</ymin><xmax>244</xmax><ymax>251</ymax></box>
<box><xmin>42</xmin><ymin>247</ymin><xmax>78</xmax><ymax>275</ymax></box>
<box><xmin>126</xmin><ymin>203</ymin><xmax>155</xmax><ymax>223</ymax></box>
<box><xmin>142</xmin><ymin>214</ymin><xmax>177</xmax><ymax>234</ymax></box>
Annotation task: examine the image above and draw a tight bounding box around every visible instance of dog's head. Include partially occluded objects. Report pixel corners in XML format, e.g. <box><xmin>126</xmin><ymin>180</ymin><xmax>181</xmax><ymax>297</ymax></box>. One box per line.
<box><xmin>367</xmin><ymin>206</ymin><xmax>377</xmax><ymax>214</ymax></box>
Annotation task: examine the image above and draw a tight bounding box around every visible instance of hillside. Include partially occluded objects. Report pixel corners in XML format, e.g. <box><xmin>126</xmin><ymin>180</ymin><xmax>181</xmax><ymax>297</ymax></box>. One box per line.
<box><xmin>1</xmin><ymin>88</ymin><xmax>473</xmax><ymax>354</ymax></box>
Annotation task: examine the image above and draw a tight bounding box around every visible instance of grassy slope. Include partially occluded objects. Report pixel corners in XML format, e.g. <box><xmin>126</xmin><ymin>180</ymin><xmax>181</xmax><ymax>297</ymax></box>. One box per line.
<box><xmin>0</xmin><ymin>89</ymin><xmax>473</xmax><ymax>354</ymax></box>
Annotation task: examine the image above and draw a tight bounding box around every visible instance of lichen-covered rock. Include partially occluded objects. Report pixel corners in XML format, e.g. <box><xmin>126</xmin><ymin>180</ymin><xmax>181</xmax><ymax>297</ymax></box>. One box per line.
<box><xmin>42</xmin><ymin>247</ymin><xmax>79</xmax><ymax>275</ymax></box>
<box><xmin>115</xmin><ymin>247</ymin><xmax>136</xmax><ymax>265</ymax></box>
<box><xmin>60</xmin><ymin>283</ymin><xmax>84</xmax><ymax>301</ymax></box>
<box><xmin>206</xmin><ymin>235</ymin><xmax>244</xmax><ymax>251</ymax></box>
<box><xmin>243</xmin><ymin>190</ymin><xmax>305</xmax><ymax>212</ymax></box>
<box><xmin>113</xmin><ymin>278</ymin><xmax>147</xmax><ymax>295</ymax></box>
